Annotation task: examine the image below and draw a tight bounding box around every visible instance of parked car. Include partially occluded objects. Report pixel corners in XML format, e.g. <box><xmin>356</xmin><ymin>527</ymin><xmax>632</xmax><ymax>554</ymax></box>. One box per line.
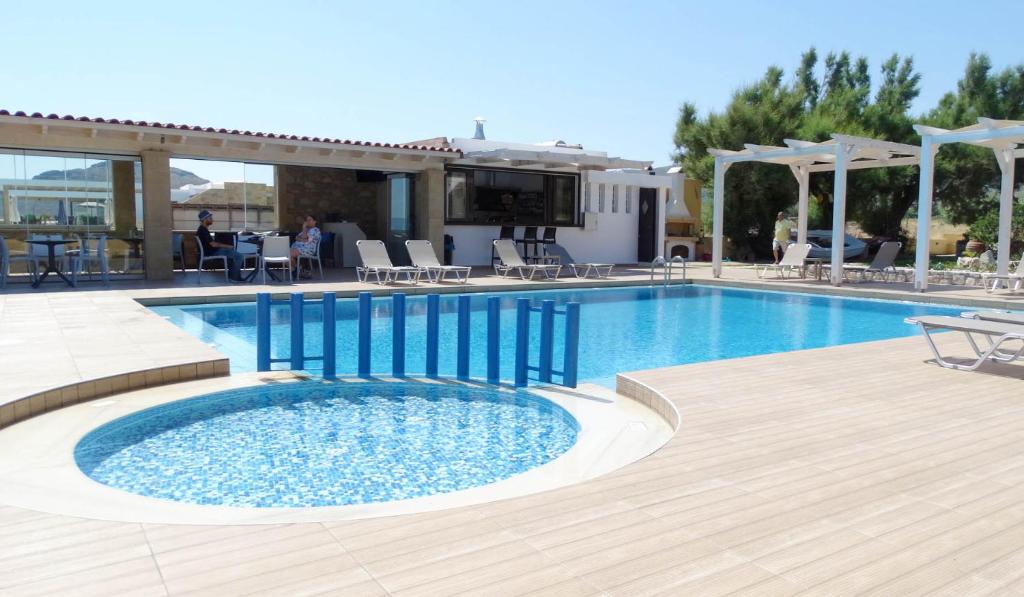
<box><xmin>799</xmin><ymin>230</ymin><xmax>868</xmax><ymax>260</ymax></box>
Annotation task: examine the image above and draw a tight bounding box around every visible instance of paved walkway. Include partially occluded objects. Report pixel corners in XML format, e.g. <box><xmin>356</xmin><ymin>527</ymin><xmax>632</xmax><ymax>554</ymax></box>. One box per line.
<box><xmin>2</xmin><ymin>332</ymin><xmax>1024</xmax><ymax>595</ymax></box>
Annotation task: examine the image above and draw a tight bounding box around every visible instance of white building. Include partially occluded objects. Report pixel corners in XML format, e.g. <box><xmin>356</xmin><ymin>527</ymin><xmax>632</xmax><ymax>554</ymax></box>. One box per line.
<box><xmin>436</xmin><ymin>120</ymin><xmax>695</xmax><ymax>266</ymax></box>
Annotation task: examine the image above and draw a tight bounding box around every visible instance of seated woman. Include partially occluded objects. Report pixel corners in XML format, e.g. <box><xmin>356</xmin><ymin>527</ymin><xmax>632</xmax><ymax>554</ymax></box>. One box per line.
<box><xmin>290</xmin><ymin>215</ymin><xmax>322</xmax><ymax>278</ymax></box>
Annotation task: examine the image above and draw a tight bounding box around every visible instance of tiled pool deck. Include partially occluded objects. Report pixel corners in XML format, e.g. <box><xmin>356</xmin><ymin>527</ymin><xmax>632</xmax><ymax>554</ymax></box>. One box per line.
<box><xmin>3</xmin><ymin>265</ymin><xmax>1024</xmax><ymax>594</ymax></box>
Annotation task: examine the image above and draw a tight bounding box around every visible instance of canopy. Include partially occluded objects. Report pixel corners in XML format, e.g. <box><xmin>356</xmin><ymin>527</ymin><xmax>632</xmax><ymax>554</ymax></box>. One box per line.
<box><xmin>707</xmin><ymin>134</ymin><xmax>920</xmax><ymax>284</ymax></box>
<box><xmin>913</xmin><ymin>118</ymin><xmax>1024</xmax><ymax>290</ymax></box>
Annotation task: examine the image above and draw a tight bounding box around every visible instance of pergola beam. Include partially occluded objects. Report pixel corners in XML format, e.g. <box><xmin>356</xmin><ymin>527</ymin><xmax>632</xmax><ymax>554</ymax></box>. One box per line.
<box><xmin>708</xmin><ymin>135</ymin><xmax>921</xmax><ymax>284</ymax></box>
<box><xmin>913</xmin><ymin>118</ymin><xmax>1024</xmax><ymax>290</ymax></box>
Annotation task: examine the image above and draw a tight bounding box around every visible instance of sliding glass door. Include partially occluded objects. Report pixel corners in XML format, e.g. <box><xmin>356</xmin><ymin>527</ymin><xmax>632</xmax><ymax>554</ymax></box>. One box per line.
<box><xmin>386</xmin><ymin>174</ymin><xmax>414</xmax><ymax>265</ymax></box>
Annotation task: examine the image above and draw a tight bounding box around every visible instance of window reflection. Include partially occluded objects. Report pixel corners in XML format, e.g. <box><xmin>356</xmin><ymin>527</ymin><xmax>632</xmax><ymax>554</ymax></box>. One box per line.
<box><xmin>0</xmin><ymin>148</ymin><xmax>144</xmax><ymax>281</ymax></box>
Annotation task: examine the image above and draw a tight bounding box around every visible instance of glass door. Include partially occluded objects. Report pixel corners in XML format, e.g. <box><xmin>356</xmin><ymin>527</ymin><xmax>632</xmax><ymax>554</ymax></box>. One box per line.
<box><xmin>386</xmin><ymin>174</ymin><xmax>414</xmax><ymax>265</ymax></box>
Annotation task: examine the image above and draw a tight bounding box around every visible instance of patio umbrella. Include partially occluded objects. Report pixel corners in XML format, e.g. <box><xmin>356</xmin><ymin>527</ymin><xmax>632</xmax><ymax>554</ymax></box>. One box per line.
<box><xmin>56</xmin><ymin>199</ymin><xmax>67</xmax><ymax>225</ymax></box>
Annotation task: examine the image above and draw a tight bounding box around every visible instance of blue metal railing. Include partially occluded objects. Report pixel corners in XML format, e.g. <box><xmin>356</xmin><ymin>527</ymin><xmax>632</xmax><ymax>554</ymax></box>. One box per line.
<box><xmin>255</xmin><ymin>291</ymin><xmax>581</xmax><ymax>388</ymax></box>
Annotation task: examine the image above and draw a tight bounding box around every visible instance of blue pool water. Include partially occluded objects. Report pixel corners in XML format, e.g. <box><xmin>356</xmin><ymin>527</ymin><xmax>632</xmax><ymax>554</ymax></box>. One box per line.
<box><xmin>75</xmin><ymin>382</ymin><xmax>578</xmax><ymax>508</ymax></box>
<box><xmin>153</xmin><ymin>284</ymin><xmax>962</xmax><ymax>387</ymax></box>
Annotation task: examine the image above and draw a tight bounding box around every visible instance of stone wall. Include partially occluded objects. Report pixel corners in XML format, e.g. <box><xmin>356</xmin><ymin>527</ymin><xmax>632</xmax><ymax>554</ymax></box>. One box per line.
<box><xmin>275</xmin><ymin>165</ymin><xmax>384</xmax><ymax>237</ymax></box>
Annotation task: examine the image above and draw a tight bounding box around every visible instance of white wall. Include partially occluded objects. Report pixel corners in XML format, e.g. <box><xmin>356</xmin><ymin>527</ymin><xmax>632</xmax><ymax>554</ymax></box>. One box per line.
<box><xmin>441</xmin><ymin>169</ymin><xmax>684</xmax><ymax>266</ymax></box>
<box><xmin>445</xmin><ymin>210</ymin><xmax>639</xmax><ymax>266</ymax></box>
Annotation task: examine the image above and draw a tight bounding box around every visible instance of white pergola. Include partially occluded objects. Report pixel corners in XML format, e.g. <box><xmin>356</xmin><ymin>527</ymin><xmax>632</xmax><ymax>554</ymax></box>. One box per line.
<box><xmin>708</xmin><ymin>134</ymin><xmax>920</xmax><ymax>284</ymax></box>
<box><xmin>914</xmin><ymin>118</ymin><xmax>1024</xmax><ymax>291</ymax></box>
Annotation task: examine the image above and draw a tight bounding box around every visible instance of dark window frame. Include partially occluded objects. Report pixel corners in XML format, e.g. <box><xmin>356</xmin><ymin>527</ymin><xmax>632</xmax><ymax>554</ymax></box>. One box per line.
<box><xmin>444</xmin><ymin>166</ymin><xmax>580</xmax><ymax>227</ymax></box>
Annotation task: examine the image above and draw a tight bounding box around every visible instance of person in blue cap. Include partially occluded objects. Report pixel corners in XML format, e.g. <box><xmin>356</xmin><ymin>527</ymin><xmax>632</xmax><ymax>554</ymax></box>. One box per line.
<box><xmin>196</xmin><ymin>210</ymin><xmax>243</xmax><ymax>281</ymax></box>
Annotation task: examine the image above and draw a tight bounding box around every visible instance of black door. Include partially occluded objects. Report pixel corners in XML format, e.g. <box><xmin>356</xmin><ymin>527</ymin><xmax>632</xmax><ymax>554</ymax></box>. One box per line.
<box><xmin>637</xmin><ymin>187</ymin><xmax>658</xmax><ymax>263</ymax></box>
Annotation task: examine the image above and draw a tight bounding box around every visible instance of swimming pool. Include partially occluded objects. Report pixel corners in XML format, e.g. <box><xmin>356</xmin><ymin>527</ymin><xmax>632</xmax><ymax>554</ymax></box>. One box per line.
<box><xmin>153</xmin><ymin>284</ymin><xmax>962</xmax><ymax>386</ymax></box>
<box><xmin>75</xmin><ymin>382</ymin><xmax>579</xmax><ymax>508</ymax></box>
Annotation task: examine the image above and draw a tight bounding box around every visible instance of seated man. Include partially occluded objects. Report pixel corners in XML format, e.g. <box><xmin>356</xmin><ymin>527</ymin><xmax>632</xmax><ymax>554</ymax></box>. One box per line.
<box><xmin>290</xmin><ymin>214</ymin><xmax>321</xmax><ymax>279</ymax></box>
<box><xmin>196</xmin><ymin>210</ymin><xmax>243</xmax><ymax>282</ymax></box>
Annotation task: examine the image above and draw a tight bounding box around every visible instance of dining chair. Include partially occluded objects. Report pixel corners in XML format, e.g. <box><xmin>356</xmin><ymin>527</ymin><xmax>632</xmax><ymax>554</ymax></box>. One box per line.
<box><xmin>260</xmin><ymin>236</ymin><xmax>293</xmax><ymax>284</ymax></box>
<box><xmin>0</xmin><ymin>235</ymin><xmax>39</xmax><ymax>287</ymax></box>
<box><xmin>70</xmin><ymin>234</ymin><xmax>110</xmax><ymax>285</ymax></box>
<box><xmin>194</xmin><ymin>236</ymin><xmax>229</xmax><ymax>284</ymax></box>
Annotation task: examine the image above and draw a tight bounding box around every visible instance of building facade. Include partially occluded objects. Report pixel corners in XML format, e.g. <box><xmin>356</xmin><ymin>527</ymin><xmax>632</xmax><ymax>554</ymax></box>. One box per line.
<box><xmin>0</xmin><ymin>111</ymin><xmax>693</xmax><ymax>280</ymax></box>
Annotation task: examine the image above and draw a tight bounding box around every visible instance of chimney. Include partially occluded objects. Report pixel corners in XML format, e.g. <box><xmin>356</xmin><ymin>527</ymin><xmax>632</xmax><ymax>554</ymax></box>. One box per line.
<box><xmin>473</xmin><ymin>117</ymin><xmax>486</xmax><ymax>140</ymax></box>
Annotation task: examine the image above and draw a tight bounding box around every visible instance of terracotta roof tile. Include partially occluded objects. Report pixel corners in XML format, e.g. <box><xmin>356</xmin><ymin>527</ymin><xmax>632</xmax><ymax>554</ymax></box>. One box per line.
<box><xmin>0</xmin><ymin>109</ymin><xmax>459</xmax><ymax>154</ymax></box>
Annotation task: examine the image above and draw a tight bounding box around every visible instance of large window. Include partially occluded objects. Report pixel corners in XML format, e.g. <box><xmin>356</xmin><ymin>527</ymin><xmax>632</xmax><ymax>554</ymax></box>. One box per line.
<box><xmin>0</xmin><ymin>148</ymin><xmax>144</xmax><ymax>279</ymax></box>
<box><xmin>444</xmin><ymin>167</ymin><xmax>579</xmax><ymax>226</ymax></box>
<box><xmin>169</xmin><ymin>158</ymin><xmax>276</xmax><ymax>232</ymax></box>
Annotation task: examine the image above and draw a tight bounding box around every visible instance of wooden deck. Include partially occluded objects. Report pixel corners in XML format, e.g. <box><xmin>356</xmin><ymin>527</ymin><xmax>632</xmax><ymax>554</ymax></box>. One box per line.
<box><xmin>2</xmin><ymin>331</ymin><xmax>1024</xmax><ymax>595</ymax></box>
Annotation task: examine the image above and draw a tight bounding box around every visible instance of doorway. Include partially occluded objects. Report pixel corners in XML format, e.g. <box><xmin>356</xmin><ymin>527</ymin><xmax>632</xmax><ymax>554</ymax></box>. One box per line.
<box><xmin>637</xmin><ymin>187</ymin><xmax>658</xmax><ymax>263</ymax></box>
<box><xmin>386</xmin><ymin>174</ymin><xmax>414</xmax><ymax>265</ymax></box>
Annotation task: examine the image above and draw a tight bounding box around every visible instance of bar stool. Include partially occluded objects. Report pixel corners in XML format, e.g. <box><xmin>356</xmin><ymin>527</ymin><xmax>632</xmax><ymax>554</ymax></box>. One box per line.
<box><xmin>518</xmin><ymin>226</ymin><xmax>539</xmax><ymax>258</ymax></box>
<box><xmin>538</xmin><ymin>227</ymin><xmax>557</xmax><ymax>255</ymax></box>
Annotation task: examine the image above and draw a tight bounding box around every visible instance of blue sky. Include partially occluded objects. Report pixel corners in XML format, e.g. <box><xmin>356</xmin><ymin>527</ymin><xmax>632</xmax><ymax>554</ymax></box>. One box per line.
<box><xmin>2</xmin><ymin>0</ymin><xmax>1019</xmax><ymax>183</ymax></box>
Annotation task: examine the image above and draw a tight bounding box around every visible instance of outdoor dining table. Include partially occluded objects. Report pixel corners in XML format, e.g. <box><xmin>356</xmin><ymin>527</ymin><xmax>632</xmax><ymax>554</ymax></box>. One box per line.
<box><xmin>26</xmin><ymin>238</ymin><xmax>77</xmax><ymax>288</ymax></box>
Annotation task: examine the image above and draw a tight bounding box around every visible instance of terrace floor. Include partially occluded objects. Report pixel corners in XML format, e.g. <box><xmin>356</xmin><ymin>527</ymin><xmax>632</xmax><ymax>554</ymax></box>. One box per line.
<box><xmin>2</xmin><ymin>332</ymin><xmax>1024</xmax><ymax>595</ymax></box>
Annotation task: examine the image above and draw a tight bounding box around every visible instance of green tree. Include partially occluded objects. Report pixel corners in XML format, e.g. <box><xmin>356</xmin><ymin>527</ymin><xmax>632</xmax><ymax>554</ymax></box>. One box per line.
<box><xmin>924</xmin><ymin>53</ymin><xmax>1024</xmax><ymax>226</ymax></box>
<box><xmin>674</xmin><ymin>48</ymin><xmax>922</xmax><ymax>258</ymax></box>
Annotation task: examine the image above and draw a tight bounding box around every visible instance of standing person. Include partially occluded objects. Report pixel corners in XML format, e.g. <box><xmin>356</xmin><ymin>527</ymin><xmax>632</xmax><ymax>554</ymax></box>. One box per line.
<box><xmin>196</xmin><ymin>210</ymin><xmax>244</xmax><ymax>282</ymax></box>
<box><xmin>290</xmin><ymin>215</ymin><xmax>321</xmax><ymax>279</ymax></box>
<box><xmin>773</xmin><ymin>211</ymin><xmax>794</xmax><ymax>264</ymax></box>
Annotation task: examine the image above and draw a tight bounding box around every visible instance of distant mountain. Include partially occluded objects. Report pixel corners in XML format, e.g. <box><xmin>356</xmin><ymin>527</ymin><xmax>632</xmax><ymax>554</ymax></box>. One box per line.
<box><xmin>33</xmin><ymin>162</ymin><xmax>209</xmax><ymax>189</ymax></box>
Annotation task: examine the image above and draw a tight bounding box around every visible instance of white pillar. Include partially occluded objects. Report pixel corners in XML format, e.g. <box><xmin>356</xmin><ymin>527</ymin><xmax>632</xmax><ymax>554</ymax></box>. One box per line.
<box><xmin>656</xmin><ymin>187</ymin><xmax>667</xmax><ymax>259</ymax></box>
<box><xmin>711</xmin><ymin>158</ymin><xmax>728</xmax><ymax>277</ymax></box>
<box><xmin>829</xmin><ymin>145</ymin><xmax>850</xmax><ymax>286</ymax></box>
<box><xmin>995</xmin><ymin>147</ymin><xmax>1016</xmax><ymax>276</ymax></box>
<box><xmin>790</xmin><ymin>164</ymin><xmax>810</xmax><ymax>245</ymax></box>
<box><xmin>914</xmin><ymin>137</ymin><xmax>936</xmax><ymax>291</ymax></box>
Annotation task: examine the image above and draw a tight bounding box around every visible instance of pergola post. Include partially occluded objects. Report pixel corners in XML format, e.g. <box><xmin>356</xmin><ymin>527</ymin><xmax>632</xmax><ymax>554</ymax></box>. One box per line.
<box><xmin>829</xmin><ymin>145</ymin><xmax>851</xmax><ymax>285</ymax></box>
<box><xmin>789</xmin><ymin>164</ymin><xmax>810</xmax><ymax>244</ymax></box>
<box><xmin>711</xmin><ymin>158</ymin><xmax>728</xmax><ymax>278</ymax></box>
<box><xmin>995</xmin><ymin>147</ymin><xmax>1016</xmax><ymax>276</ymax></box>
<box><xmin>914</xmin><ymin>136</ymin><xmax>936</xmax><ymax>291</ymax></box>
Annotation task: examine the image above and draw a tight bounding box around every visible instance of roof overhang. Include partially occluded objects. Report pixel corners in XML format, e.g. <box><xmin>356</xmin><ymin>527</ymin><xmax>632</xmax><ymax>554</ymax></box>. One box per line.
<box><xmin>459</xmin><ymin>148</ymin><xmax>651</xmax><ymax>172</ymax></box>
<box><xmin>0</xmin><ymin>111</ymin><xmax>459</xmax><ymax>171</ymax></box>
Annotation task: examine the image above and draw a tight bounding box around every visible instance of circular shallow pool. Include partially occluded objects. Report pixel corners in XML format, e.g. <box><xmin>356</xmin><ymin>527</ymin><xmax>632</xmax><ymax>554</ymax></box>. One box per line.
<box><xmin>74</xmin><ymin>382</ymin><xmax>579</xmax><ymax>508</ymax></box>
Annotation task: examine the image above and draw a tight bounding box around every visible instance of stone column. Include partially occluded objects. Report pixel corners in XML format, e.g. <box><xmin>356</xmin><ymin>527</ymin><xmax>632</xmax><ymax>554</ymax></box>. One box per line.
<box><xmin>415</xmin><ymin>167</ymin><xmax>445</xmax><ymax>259</ymax></box>
<box><xmin>141</xmin><ymin>150</ymin><xmax>173</xmax><ymax>280</ymax></box>
<box><xmin>111</xmin><ymin>160</ymin><xmax>136</xmax><ymax>234</ymax></box>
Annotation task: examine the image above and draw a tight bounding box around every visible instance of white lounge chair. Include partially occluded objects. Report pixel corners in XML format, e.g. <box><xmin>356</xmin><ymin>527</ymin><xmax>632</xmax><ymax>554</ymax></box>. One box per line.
<box><xmin>982</xmin><ymin>254</ymin><xmax>1024</xmax><ymax>293</ymax></box>
<box><xmin>759</xmin><ymin>243</ymin><xmax>812</xmax><ymax>279</ymax></box>
<box><xmin>356</xmin><ymin>240</ymin><xmax>421</xmax><ymax>285</ymax></box>
<box><xmin>838</xmin><ymin>241</ymin><xmax>911</xmax><ymax>282</ymax></box>
<box><xmin>492</xmin><ymin>239</ymin><xmax>561</xmax><ymax>280</ymax></box>
<box><xmin>543</xmin><ymin>243</ymin><xmax>613</xmax><ymax>278</ymax></box>
<box><xmin>905</xmin><ymin>315</ymin><xmax>1024</xmax><ymax>371</ymax></box>
<box><xmin>405</xmin><ymin>240</ymin><xmax>471</xmax><ymax>283</ymax></box>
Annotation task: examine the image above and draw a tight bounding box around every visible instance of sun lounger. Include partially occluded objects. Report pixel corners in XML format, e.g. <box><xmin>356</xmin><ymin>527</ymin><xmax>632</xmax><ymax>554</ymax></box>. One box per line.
<box><xmin>355</xmin><ymin>240</ymin><xmax>422</xmax><ymax>285</ymax></box>
<box><xmin>961</xmin><ymin>310</ymin><xmax>1024</xmax><ymax>325</ymax></box>
<box><xmin>543</xmin><ymin>243</ymin><xmax>613</xmax><ymax>278</ymax></box>
<box><xmin>905</xmin><ymin>315</ymin><xmax>1024</xmax><ymax>371</ymax></box>
<box><xmin>838</xmin><ymin>241</ymin><xmax>912</xmax><ymax>282</ymax></box>
<box><xmin>981</xmin><ymin>254</ymin><xmax>1024</xmax><ymax>293</ymax></box>
<box><xmin>493</xmin><ymin>239</ymin><xmax>561</xmax><ymax>280</ymax></box>
<box><xmin>759</xmin><ymin>243</ymin><xmax>812</xmax><ymax>279</ymax></box>
<box><xmin>405</xmin><ymin>240</ymin><xmax>471</xmax><ymax>283</ymax></box>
